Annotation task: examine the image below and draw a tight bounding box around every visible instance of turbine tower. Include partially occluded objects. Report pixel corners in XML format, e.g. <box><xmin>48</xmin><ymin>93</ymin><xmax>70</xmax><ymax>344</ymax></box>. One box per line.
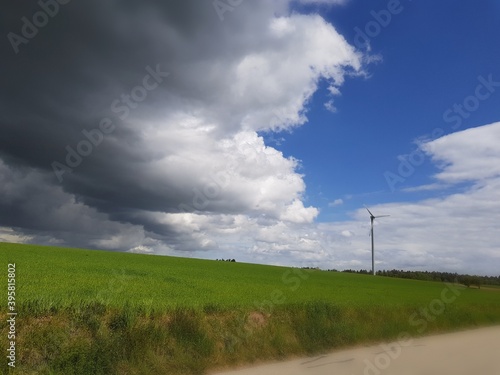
<box><xmin>365</xmin><ymin>206</ymin><xmax>390</xmax><ymax>276</ymax></box>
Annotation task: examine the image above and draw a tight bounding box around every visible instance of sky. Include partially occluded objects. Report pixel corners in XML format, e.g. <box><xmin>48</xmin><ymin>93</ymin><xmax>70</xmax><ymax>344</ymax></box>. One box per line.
<box><xmin>1</xmin><ymin>0</ymin><xmax>499</xmax><ymax>275</ymax></box>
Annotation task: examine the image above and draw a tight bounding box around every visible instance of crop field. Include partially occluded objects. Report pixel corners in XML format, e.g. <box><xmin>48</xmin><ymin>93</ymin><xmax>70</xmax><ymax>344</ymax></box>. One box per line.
<box><xmin>1</xmin><ymin>242</ymin><xmax>500</xmax><ymax>375</ymax></box>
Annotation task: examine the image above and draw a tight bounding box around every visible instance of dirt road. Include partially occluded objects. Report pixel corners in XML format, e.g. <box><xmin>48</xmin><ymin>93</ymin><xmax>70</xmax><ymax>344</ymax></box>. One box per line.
<box><xmin>213</xmin><ymin>326</ymin><xmax>500</xmax><ymax>375</ymax></box>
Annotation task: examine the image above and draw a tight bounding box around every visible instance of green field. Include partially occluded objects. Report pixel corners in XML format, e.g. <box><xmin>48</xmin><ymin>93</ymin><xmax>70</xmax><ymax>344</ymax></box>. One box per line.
<box><xmin>1</xmin><ymin>242</ymin><xmax>500</xmax><ymax>375</ymax></box>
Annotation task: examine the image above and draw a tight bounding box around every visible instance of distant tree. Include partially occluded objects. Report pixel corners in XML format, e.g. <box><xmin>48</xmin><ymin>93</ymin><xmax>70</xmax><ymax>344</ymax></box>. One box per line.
<box><xmin>472</xmin><ymin>276</ymin><xmax>481</xmax><ymax>289</ymax></box>
<box><xmin>460</xmin><ymin>275</ymin><xmax>473</xmax><ymax>288</ymax></box>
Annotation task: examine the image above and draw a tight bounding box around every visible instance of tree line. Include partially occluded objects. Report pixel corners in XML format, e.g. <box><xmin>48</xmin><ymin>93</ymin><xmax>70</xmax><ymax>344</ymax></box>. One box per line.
<box><xmin>326</xmin><ymin>269</ymin><xmax>500</xmax><ymax>288</ymax></box>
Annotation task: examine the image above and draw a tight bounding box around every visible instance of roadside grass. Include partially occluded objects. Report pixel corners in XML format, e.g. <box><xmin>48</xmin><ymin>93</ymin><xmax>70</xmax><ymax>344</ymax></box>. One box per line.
<box><xmin>1</xmin><ymin>242</ymin><xmax>500</xmax><ymax>374</ymax></box>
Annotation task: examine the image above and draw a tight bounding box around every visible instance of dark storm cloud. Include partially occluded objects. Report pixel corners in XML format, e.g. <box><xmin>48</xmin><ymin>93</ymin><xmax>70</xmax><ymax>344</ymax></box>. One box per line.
<box><xmin>0</xmin><ymin>0</ymin><xmax>227</xmax><ymax>244</ymax></box>
<box><xmin>0</xmin><ymin>0</ymin><xmax>291</xmax><ymax>247</ymax></box>
<box><xmin>1</xmin><ymin>0</ymin><xmax>362</xmax><ymax>253</ymax></box>
<box><xmin>1</xmin><ymin>0</ymin><xmax>268</xmax><ymax>178</ymax></box>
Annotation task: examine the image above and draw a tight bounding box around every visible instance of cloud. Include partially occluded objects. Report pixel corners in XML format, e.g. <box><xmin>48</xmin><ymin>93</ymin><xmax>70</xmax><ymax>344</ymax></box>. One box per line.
<box><xmin>329</xmin><ymin>199</ymin><xmax>344</xmax><ymax>207</ymax></box>
<box><xmin>422</xmin><ymin>122</ymin><xmax>500</xmax><ymax>184</ymax></box>
<box><xmin>402</xmin><ymin>183</ymin><xmax>449</xmax><ymax>193</ymax></box>
<box><xmin>324</xmin><ymin>100</ymin><xmax>337</xmax><ymax>113</ymax></box>
<box><xmin>296</xmin><ymin>0</ymin><xmax>348</xmax><ymax>5</ymax></box>
<box><xmin>0</xmin><ymin>1</ymin><xmax>362</xmax><ymax>255</ymax></box>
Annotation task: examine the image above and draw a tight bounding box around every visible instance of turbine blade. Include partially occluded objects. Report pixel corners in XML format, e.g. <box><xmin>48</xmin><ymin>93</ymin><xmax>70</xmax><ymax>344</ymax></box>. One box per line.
<box><xmin>374</xmin><ymin>215</ymin><xmax>390</xmax><ymax>218</ymax></box>
<box><xmin>364</xmin><ymin>206</ymin><xmax>374</xmax><ymax>217</ymax></box>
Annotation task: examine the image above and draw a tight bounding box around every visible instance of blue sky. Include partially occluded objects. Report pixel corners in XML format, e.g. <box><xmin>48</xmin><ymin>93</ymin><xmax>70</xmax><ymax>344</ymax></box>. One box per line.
<box><xmin>1</xmin><ymin>0</ymin><xmax>500</xmax><ymax>275</ymax></box>
<box><xmin>273</xmin><ymin>0</ymin><xmax>500</xmax><ymax>220</ymax></box>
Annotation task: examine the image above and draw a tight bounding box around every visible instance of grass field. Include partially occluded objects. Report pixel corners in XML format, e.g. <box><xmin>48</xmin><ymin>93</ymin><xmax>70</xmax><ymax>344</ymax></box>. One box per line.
<box><xmin>1</xmin><ymin>242</ymin><xmax>500</xmax><ymax>374</ymax></box>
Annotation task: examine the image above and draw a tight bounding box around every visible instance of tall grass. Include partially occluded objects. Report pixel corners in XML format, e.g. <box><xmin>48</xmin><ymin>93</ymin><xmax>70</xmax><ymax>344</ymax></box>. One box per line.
<box><xmin>1</xmin><ymin>300</ymin><xmax>500</xmax><ymax>374</ymax></box>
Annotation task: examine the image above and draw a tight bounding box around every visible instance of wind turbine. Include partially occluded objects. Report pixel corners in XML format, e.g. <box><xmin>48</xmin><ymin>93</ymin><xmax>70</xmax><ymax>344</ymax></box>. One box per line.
<box><xmin>365</xmin><ymin>206</ymin><xmax>390</xmax><ymax>276</ymax></box>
